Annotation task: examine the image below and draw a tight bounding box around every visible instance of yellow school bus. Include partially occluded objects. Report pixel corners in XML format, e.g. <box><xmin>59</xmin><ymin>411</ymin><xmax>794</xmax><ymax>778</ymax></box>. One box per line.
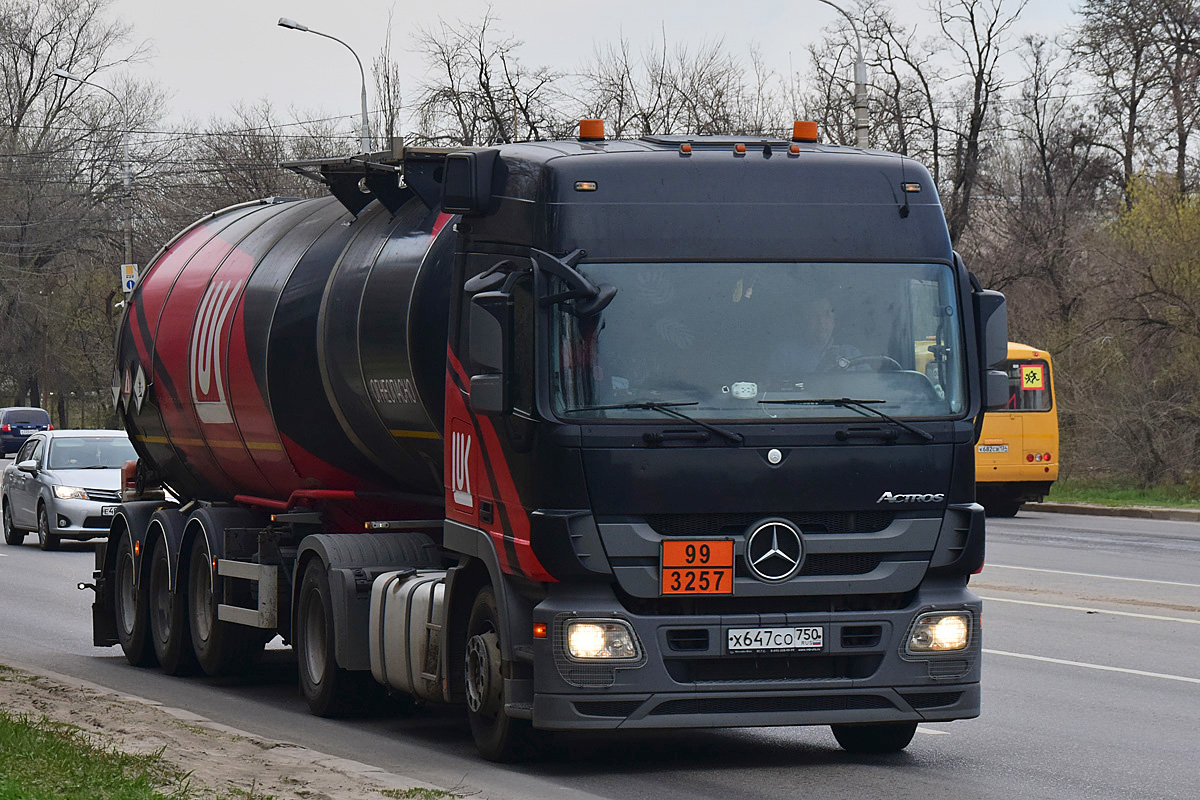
<box><xmin>974</xmin><ymin>342</ymin><xmax>1059</xmax><ymax>516</ymax></box>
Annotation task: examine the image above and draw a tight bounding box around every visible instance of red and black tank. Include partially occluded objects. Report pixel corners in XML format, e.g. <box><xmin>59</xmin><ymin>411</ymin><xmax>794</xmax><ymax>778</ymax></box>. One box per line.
<box><xmin>115</xmin><ymin>193</ymin><xmax>455</xmax><ymax>523</ymax></box>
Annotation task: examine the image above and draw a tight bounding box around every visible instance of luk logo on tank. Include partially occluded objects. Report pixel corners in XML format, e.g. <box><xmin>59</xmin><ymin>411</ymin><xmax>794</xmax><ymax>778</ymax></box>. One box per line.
<box><xmin>190</xmin><ymin>279</ymin><xmax>242</xmax><ymax>424</ymax></box>
<box><xmin>451</xmin><ymin>428</ymin><xmax>474</xmax><ymax>509</ymax></box>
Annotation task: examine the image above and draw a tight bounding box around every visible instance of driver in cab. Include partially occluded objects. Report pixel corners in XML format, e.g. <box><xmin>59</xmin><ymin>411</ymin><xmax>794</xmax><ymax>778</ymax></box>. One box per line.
<box><xmin>769</xmin><ymin>293</ymin><xmax>861</xmax><ymax>380</ymax></box>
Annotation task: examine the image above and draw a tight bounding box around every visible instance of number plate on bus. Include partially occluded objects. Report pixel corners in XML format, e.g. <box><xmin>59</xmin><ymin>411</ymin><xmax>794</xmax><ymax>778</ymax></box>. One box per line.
<box><xmin>977</xmin><ymin>444</ymin><xmax>1008</xmax><ymax>453</ymax></box>
<box><xmin>727</xmin><ymin>626</ymin><xmax>824</xmax><ymax>653</ymax></box>
<box><xmin>661</xmin><ymin>539</ymin><xmax>734</xmax><ymax>595</ymax></box>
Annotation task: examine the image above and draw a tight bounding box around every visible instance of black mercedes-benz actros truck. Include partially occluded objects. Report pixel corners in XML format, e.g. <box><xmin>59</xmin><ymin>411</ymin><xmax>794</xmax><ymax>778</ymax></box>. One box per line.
<box><xmin>94</xmin><ymin>120</ymin><xmax>1008</xmax><ymax>762</ymax></box>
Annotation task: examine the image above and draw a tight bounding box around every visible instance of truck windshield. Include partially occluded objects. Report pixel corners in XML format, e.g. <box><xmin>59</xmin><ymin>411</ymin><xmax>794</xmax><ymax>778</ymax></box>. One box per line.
<box><xmin>551</xmin><ymin>262</ymin><xmax>966</xmax><ymax>421</ymax></box>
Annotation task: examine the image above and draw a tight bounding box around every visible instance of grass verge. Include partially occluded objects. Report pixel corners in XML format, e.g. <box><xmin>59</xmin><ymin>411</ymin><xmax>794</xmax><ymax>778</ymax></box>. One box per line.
<box><xmin>1047</xmin><ymin>479</ymin><xmax>1200</xmax><ymax>509</ymax></box>
<box><xmin>0</xmin><ymin>710</ymin><xmax>191</xmax><ymax>800</ymax></box>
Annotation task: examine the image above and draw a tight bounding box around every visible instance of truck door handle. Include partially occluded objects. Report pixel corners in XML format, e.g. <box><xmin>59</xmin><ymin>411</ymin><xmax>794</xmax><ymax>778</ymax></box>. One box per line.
<box><xmin>480</xmin><ymin>500</ymin><xmax>494</xmax><ymax>524</ymax></box>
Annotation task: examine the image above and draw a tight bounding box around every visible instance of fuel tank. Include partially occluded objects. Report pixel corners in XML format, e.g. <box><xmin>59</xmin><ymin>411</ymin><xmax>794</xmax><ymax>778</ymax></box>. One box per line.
<box><xmin>115</xmin><ymin>194</ymin><xmax>455</xmax><ymax>505</ymax></box>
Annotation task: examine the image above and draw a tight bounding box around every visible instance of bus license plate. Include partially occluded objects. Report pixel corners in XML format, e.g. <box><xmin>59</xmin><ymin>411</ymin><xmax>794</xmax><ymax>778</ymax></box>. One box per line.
<box><xmin>661</xmin><ymin>539</ymin><xmax>734</xmax><ymax>595</ymax></box>
<box><xmin>101</xmin><ymin>506</ymin><xmax>118</xmax><ymax>516</ymax></box>
<box><xmin>728</xmin><ymin>626</ymin><xmax>824</xmax><ymax>653</ymax></box>
<box><xmin>977</xmin><ymin>444</ymin><xmax>1008</xmax><ymax>452</ymax></box>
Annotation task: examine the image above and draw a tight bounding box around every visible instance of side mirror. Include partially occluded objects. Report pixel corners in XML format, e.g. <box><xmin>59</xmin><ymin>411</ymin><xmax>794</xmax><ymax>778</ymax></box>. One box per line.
<box><xmin>441</xmin><ymin>150</ymin><xmax>499</xmax><ymax>215</ymax></box>
<box><xmin>973</xmin><ymin>288</ymin><xmax>1009</xmax><ymax>411</ymax></box>
<box><xmin>17</xmin><ymin>459</ymin><xmax>38</xmax><ymax>474</ymax></box>
<box><xmin>974</xmin><ymin>289</ymin><xmax>1008</xmax><ymax>369</ymax></box>
<box><xmin>468</xmin><ymin>291</ymin><xmax>513</xmax><ymax>414</ymax></box>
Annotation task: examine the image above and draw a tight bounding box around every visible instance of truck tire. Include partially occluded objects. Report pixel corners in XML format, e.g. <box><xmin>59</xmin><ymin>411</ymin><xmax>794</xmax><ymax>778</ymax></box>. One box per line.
<box><xmin>296</xmin><ymin>557</ymin><xmax>376</xmax><ymax>716</ymax></box>
<box><xmin>3</xmin><ymin>502</ymin><xmax>25</xmax><ymax>545</ymax></box>
<box><xmin>148</xmin><ymin>539</ymin><xmax>195</xmax><ymax>675</ymax></box>
<box><xmin>465</xmin><ymin>586</ymin><xmax>532</xmax><ymax>762</ymax></box>
<box><xmin>831</xmin><ymin>721</ymin><xmax>918</xmax><ymax>753</ymax></box>
<box><xmin>114</xmin><ymin>533</ymin><xmax>156</xmax><ymax>667</ymax></box>
<box><xmin>187</xmin><ymin>534</ymin><xmax>257</xmax><ymax>676</ymax></box>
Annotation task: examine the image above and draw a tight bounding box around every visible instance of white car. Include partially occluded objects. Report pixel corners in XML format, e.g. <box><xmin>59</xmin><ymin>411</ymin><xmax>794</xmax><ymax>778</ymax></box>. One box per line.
<box><xmin>2</xmin><ymin>429</ymin><xmax>137</xmax><ymax>550</ymax></box>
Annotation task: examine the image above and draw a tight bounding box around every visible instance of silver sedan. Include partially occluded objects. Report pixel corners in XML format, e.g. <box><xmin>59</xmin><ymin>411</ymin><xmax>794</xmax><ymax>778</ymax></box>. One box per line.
<box><xmin>2</xmin><ymin>430</ymin><xmax>137</xmax><ymax>550</ymax></box>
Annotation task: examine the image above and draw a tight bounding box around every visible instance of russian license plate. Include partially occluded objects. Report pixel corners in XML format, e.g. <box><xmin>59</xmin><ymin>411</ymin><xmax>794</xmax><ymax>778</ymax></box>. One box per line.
<box><xmin>977</xmin><ymin>444</ymin><xmax>1008</xmax><ymax>453</ymax></box>
<box><xmin>661</xmin><ymin>539</ymin><xmax>734</xmax><ymax>595</ymax></box>
<box><xmin>19</xmin><ymin>429</ymin><xmax>31</xmax><ymax>436</ymax></box>
<box><xmin>101</xmin><ymin>506</ymin><xmax>118</xmax><ymax>516</ymax></box>
<box><xmin>727</xmin><ymin>626</ymin><xmax>825</xmax><ymax>653</ymax></box>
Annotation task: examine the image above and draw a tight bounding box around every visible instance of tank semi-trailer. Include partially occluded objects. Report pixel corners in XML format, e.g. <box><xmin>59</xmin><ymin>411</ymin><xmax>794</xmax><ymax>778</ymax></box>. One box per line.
<box><xmin>87</xmin><ymin>120</ymin><xmax>1009</xmax><ymax>761</ymax></box>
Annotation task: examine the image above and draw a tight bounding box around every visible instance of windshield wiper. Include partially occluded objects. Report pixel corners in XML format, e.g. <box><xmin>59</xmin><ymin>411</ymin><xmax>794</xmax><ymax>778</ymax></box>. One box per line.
<box><xmin>758</xmin><ymin>397</ymin><xmax>934</xmax><ymax>441</ymax></box>
<box><xmin>564</xmin><ymin>401</ymin><xmax>745</xmax><ymax>445</ymax></box>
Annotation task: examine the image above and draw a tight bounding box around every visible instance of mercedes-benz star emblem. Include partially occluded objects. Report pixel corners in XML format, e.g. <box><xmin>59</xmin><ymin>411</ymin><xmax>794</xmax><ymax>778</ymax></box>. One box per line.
<box><xmin>745</xmin><ymin>519</ymin><xmax>804</xmax><ymax>582</ymax></box>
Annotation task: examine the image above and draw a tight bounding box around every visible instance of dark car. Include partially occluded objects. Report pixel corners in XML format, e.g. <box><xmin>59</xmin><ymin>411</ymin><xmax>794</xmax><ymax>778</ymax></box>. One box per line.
<box><xmin>0</xmin><ymin>407</ymin><xmax>53</xmax><ymax>455</ymax></box>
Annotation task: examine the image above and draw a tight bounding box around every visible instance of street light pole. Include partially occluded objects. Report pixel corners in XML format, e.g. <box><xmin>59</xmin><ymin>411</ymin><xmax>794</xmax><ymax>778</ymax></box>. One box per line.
<box><xmin>53</xmin><ymin>68</ymin><xmax>133</xmax><ymax>267</ymax></box>
<box><xmin>278</xmin><ymin>17</ymin><xmax>372</xmax><ymax>154</ymax></box>
<box><xmin>816</xmin><ymin>0</ymin><xmax>869</xmax><ymax>148</ymax></box>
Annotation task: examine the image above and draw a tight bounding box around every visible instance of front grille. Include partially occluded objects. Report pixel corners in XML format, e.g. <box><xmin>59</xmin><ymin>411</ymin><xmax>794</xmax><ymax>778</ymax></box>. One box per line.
<box><xmin>649</xmin><ymin>694</ymin><xmax>894</xmax><ymax>716</ymax></box>
<box><xmin>665</xmin><ymin>654</ymin><xmax>882</xmax><ymax>684</ymax></box>
<box><xmin>85</xmin><ymin>489</ymin><xmax>122</xmax><ymax>502</ymax></box>
<box><xmin>574</xmin><ymin>700</ymin><xmax>644</xmax><ymax>718</ymax></box>
<box><xmin>82</xmin><ymin>516</ymin><xmax>113</xmax><ymax>529</ymax></box>
<box><xmin>665</xmin><ymin>629</ymin><xmax>710</xmax><ymax>651</ymax></box>
<box><xmin>644</xmin><ymin>511</ymin><xmax>895</xmax><ymax>537</ymax></box>
<box><xmin>618</xmin><ymin>590</ymin><xmax>915</xmax><ymax>617</ymax></box>
<box><xmin>799</xmin><ymin>553</ymin><xmax>883</xmax><ymax>576</ymax></box>
<box><xmin>901</xmin><ymin>691</ymin><xmax>963</xmax><ymax>709</ymax></box>
<box><xmin>841</xmin><ymin>625</ymin><xmax>883</xmax><ymax>648</ymax></box>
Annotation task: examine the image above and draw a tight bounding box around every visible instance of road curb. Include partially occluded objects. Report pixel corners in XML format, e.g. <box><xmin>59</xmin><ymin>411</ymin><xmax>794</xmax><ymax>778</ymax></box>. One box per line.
<box><xmin>1025</xmin><ymin>502</ymin><xmax>1200</xmax><ymax>522</ymax></box>
<box><xmin>1</xmin><ymin>660</ymin><xmax>451</xmax><ymax>798</ymax></box>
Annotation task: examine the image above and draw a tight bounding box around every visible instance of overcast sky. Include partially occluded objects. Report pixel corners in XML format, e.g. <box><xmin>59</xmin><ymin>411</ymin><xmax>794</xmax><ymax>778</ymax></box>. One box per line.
<box><xmin>107</xmin><ymin>0</ymin><xmax>1079</xmax><ymax>131</ymax></box>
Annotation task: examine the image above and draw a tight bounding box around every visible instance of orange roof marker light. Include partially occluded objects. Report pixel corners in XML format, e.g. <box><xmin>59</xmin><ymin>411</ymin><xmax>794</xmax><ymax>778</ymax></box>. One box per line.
<box><xmin>680</xmin><ymin>143</ymin><xmax>692</xmax><ymax>155</ymax></box>
<box><xmin>734</xmin><ymin>143</ymin><xmax>747</xmax><ymax>155</ymax></box>
<box><xmin>793</xmin><ymin>121</ymin><xmax>819</xmax><ymax>142</ymax></box>
<box><xmin>579</xmin><ymin>119</ymin><xmax>605</xmax><ymax>140</ymax></box>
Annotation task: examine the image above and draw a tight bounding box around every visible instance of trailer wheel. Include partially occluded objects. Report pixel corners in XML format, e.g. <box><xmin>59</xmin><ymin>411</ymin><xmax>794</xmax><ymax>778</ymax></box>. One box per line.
<box><xmin>296</xmin><ymin>557</ymin><xmax>373</xmax><ymax>716</ymax></box>
<box><xmin>148</xmin><ymin>539</ymin><xmax>194</xmax><ymax>675</ymax></box>
<box><xmin>187</xmin><ymin>534</ymin><xmax>256</xmax><ymax>676</ymax></box>
<box><xmin>114</xmin><ymin>533</ymin><xmax>155</xmax><ymax>667</ymax></box>
<box><xmin>464</xmin><ymin>586</ymin><xmax>532</xmax><ymax>762</ymax></box>
<box><xmin>831</xmin><ymin>721</ymin><xmax>918</xmax><ymax>753</ymax></box>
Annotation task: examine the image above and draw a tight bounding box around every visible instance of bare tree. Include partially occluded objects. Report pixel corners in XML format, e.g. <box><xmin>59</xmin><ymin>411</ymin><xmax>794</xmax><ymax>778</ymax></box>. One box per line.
<box><xmin>0</xmin><ymin>0</ymin><xmax>160</xmax><ymax>408</ymax></box>
<box><xmin>935</xmin><ymin>0</ymin><xmax>1030</xmax><ymax>245</ymax></box>
<box><xmin>1073</xmin><ymin>0</ymin><xmax>1166</xmax><ymax>202</ymax></box>
<box><xmin>412</xmin><ymin>11</ymin><xmax>567</xmax><ymax>146</ymax></box>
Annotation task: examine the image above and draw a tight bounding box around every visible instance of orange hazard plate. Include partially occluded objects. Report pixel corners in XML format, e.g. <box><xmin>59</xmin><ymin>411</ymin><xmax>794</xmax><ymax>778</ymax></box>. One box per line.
<box><xmin>661</xmin><ymin>539</ymin><xmax>734</xmax><ymax>595</ymax></box>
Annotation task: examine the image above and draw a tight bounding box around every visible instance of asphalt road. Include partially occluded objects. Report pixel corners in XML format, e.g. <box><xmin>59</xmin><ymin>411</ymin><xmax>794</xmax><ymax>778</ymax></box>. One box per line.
<box><xmin>1</xmin><ymin>511</ymin><xmax>1198</xmax><ymax>800</ymax></box>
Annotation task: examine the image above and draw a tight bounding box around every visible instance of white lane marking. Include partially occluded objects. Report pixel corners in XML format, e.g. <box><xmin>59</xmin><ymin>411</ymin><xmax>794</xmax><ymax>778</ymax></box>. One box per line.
<box><xmin>977</xmin><ymin>595</ymin><xmax>1200</xmax><ymax>625</ymax></box>
<box><xmin>984</xmin><ymin>648</ymin><xmax>1200</xmax><ymax>685</ymax></box>
<box><xmin>986</xmin><ymin>563</ymin><xmax>1200</xmax><ymax>589</ymax></box>
<box><xmin>916</xmin><ymin>727</ymin><xmax>950</xmax><ymax>735</ymax></box>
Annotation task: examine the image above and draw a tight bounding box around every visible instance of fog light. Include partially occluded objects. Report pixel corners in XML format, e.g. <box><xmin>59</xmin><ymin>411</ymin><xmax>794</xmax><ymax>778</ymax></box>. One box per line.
<box><xmin>565</xmin><ymin>619</ymin><xmax>640</xmax><ymax>660</ymax></box>
<box><xmin>907</xmin><ymin>612</ymin><xmax>971</xmax><ymax>653</ymax></box>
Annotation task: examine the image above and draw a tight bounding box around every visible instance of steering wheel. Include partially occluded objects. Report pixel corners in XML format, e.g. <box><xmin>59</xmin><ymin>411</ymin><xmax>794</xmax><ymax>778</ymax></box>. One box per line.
<box><xmin>838</xmin><ymin>354</ymin><xmax>904</xmax><ymax>371</ymax></box>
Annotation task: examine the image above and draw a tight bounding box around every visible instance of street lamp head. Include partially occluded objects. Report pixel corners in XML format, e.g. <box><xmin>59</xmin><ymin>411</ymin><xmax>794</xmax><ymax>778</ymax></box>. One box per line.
<box><xmin>52</xmin><ymin>68</ymin><xmax>83</xmax><ymax>82</ymax></box>
<box><xmin>277</xmin><ymin>17</ymin><xmax>309</xmax><ymax>32</ymax></box>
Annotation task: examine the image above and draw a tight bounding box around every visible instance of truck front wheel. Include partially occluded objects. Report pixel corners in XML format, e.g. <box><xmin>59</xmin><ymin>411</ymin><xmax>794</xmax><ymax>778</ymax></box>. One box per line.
<box><xmin>465</xmin><ymin>586</ymin><xmax>532</xmax><ymax>762</ymax></box>
<box><xmin>114</xmin><ymin>533</ymin><xmax>155</xmax><ymax>667</ymax></box>
<box><xmin>296</xmin><ymin>558</ymin><xmax>373</xmax><ymax>716</ymax></box>
<box><xmin>831</xmin><ymin>721</ymin><xmax>918</xmax><ymax>753</ymax></box>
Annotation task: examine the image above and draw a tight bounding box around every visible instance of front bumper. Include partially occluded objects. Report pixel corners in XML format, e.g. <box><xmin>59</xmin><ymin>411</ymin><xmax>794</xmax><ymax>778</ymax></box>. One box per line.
<box><xmin>48</xmin><ymin>497</ymin><xmax>118</xmax><ymax>540</ymax></box>
<box><xmin>529</xmin><ymin>578</ymin><xmax>981</xmax><ymax>731</ymax></box>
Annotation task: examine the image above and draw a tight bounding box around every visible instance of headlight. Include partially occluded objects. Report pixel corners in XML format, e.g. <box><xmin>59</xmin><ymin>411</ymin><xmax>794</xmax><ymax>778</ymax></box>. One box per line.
<box><xmin>53</xmin><ymin>485</ymin><xmax>88</xmax><ymax>500</ymax></box>
<box><xmin>565</xmin><ymin>619</ymin><xmax>640</xmax><ymax>660</ymax></box>
<box><xmin>907</xmin><ymin>612</ymin><xmax>971</xmax><ymax>653</ymax></box>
